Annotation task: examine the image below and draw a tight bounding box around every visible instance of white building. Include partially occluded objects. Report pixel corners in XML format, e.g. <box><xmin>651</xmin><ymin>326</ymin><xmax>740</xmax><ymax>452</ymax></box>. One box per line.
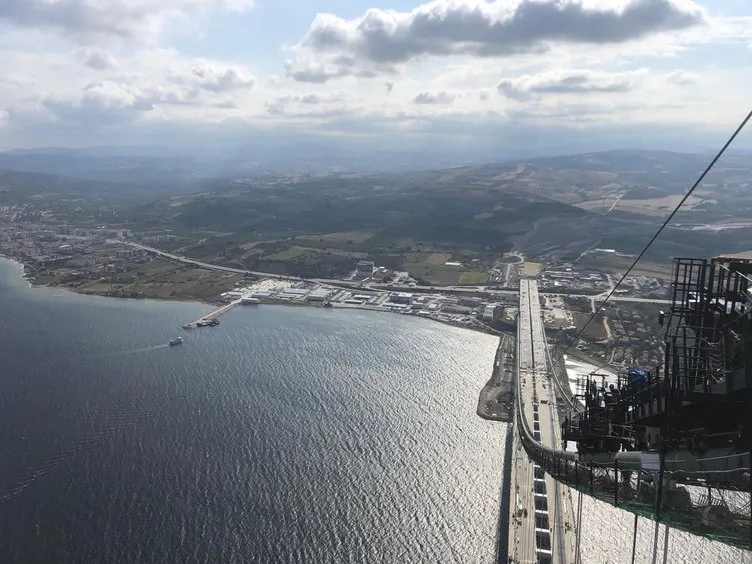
<box><xmin>307</xmin><ymin>288</ymin><xmax>332</xmax><ymax>302</ymax></box>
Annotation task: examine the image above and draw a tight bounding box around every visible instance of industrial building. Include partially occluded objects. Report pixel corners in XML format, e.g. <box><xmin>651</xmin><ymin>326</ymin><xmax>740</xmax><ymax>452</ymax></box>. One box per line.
<box><xmin>389</xmin><ymin>292</ymin><xmax>412</xmax><ymax>304</ymax></box>
<box><xmin>483</xmin><ymin>303</ymin><xmax>501</xmax><ymax>322</ymax></box>
<box><xmin>355</xmin><ymin>260</ymin><xmax>375</xmax><ymax>279</ymax></box>
<box><xmin>307</xmin><ymin>288</ymin><xmax>332</xmax><ymax>302</ymax></box>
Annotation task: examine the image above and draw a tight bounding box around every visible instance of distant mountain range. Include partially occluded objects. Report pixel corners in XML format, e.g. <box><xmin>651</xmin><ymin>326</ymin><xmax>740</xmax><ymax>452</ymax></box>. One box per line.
<box><xmin>3</xmin><ymin>148</ymin><xmax>752</xmax><ymax>264</ymax></box>
<box><xmin>5</xmin><ymin>137</ymin><xmax>743</xmax><ymax>180</ymax></box>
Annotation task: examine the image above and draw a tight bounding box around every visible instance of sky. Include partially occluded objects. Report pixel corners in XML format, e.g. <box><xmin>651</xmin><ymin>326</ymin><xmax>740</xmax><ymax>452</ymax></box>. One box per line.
<box><xmin>1</xmin><ymin>0</ymin><xmax>751</xmax><ymax>154</ymax></box>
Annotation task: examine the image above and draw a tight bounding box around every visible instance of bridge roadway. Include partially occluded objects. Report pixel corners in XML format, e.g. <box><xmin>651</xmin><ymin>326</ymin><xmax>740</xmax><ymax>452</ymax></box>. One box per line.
<box><xmin>508</xmin><ymin>279</ymin><xmax>575</xmax><ymax>564</ymax></box>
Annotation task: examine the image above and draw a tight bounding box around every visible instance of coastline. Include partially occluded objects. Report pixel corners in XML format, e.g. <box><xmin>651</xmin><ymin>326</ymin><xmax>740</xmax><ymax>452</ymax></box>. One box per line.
<box><xmin>0</xmin><ymin>255</ymin><xmax>503</xmax><ymax>337</ymax></box>
<box><xmin>476</xmin><ymin>334</ymin><xmax>515</xmax><ymax>422</ymax></box>
<box><xmin>0</xmin><ymin>254</ymin><xmax>31</xmax><ymax>287</ymax></box>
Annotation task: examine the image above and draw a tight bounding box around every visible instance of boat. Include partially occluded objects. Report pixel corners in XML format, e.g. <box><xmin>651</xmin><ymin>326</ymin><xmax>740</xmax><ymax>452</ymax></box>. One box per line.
<box><xmin>169</xmin><ymin>337</ymin><xmax>184</xmax><ymax>346</ymax></box>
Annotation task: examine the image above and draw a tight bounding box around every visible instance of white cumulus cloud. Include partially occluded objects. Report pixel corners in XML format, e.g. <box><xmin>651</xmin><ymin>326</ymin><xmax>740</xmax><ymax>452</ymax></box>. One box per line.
<box><xmin>497</xmin><ymin>68</ymin><xmax>647</xmax><ymax>100</ymax></box>
<box><xmin>287</xmin><ymin>0</ymin><xmax>705</xmax><ymax>82</ymax></box>
<box><xmin>413</xmin><ymin>90</ymin><xmax>459</xmax><ymax>105</ymax></box>
<box><xmin>0</xmin><ymin>0</ymin><xmax>255</xmax><ymax>41</ymax></box>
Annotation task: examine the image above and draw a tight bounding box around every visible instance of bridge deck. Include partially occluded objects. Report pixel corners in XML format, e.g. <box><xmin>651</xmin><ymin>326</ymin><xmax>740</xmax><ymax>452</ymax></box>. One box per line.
<box><xmin>509</xmin><ymin>279</ymin><xmax>576</xmax><ymax>564</ymax></box>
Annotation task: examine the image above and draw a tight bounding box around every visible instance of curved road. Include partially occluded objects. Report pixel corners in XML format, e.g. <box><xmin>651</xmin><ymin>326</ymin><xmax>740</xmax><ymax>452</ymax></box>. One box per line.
<box><xmin>118</xmin><ymin>241</ymin><xmax>304</xmax><ymax>281</ymax></box>
<box><xmin>118</xmin><ymin>241</ymin><xmax>671</xmax><ymax>304</ymax></box>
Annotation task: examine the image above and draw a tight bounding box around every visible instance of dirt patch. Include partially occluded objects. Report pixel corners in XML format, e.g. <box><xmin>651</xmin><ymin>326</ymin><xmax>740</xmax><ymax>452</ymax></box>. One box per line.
<box><xmin>573</xmin><ymin>312</ymin><xmax>608</xmax><ymax>341</ymax></box>
<box><xmin>577</xmin><ymin>194</ymin><xmax>710</xmax><ymax>217</ymax></box>
<box><xmin>306</xmin><ymin>230</ymin><xmax>374</xmax><ymax>244</ymax></box>
<box><xmin>426</xmin><ymin>252</ymin><xmax>452</xmax><ymax>265</ymax></box>
<box><xmin>578</xmin><ymin>254</ymin><xmax>673</xmax><ymax>279</ymax></box>
<box><xmin>408</xmin><ymin>264</ymin><xmax>463</xmax><ymax>285</ymax></box>
<box><xmin>521</xmin><ymin>261</ymin><xmax>542</xmax><ymax>277</ymax></box>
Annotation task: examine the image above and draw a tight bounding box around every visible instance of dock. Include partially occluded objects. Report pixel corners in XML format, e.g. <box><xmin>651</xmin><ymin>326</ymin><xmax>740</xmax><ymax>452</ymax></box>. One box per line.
<box><xmin>183</xmin><ymin>299</ymin><xmax>242</xmax><ymax>329</ymax></box>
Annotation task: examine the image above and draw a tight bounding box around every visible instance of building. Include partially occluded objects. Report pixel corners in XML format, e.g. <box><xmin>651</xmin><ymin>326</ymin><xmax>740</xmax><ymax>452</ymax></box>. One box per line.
<box><xmin>483</xmin><ymin>304</ymin><xmax>502</xmax><ymax>322</ymax></box>
<box><xmin>278</xmin><ymin>288</ymin><xmax>310</xmax><ymax>301</ymax></box>
<box><xmin>442</xmin><ymin>304</ymin><xmax>474</xmax><ymax>315</ymax></box>
<box><xmin>307</xmin><ymin>288</ymin><xmax>332</xmax><ymax>302</ymax></box>
<box><xmin>372</xmin><ymin>266</ymin><xmax>391</xmax><ymax>281</ymax></box>
<box><xmin>460</xmin><ymin>296</ymin><xmax>483</xmax><ymax>307</ymax></box>
<box><xmin>389</xmin><ymin>292</ymin><xmax>412</xmax><ymax>305</ymax></box>
<box><xmin>355</xmin><ymin>260</ymin><xmax>375</xmax><ymax>280</ymax></box>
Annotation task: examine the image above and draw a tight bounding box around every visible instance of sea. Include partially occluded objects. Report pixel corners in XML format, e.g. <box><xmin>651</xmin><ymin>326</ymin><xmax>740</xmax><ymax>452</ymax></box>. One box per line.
<box><xmin>0</xmin><ymin>258</ymin><xmax>749</xmax><ymax>563</ymax></box>
<box><xmin>0</xmin><ymin>258</ymin><xmax>504</xmax><ymax>563</ymax></box>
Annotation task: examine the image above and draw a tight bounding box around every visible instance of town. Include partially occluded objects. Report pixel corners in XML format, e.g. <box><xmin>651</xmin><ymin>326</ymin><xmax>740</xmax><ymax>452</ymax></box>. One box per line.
<box><xmin>0</xmin><ymin>201</ymin><xmax>669</xmax><ymax>371</ymax></box>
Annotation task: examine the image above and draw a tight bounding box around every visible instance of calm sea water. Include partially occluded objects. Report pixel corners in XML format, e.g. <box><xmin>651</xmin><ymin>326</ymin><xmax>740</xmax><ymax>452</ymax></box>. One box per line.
<box><xmin>0</xmin><ymin>259</ymin><xmax>505</xmax><ymax>563</ymax></box>
<box><xmin>1</xmin><ymin>258</ymin><xmax>749</xmax><ymax>564</ymax></box>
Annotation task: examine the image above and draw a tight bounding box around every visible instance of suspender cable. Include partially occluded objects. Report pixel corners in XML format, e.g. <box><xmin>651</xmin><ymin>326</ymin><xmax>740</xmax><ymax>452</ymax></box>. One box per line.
<box><xmin>651</xmin><ymin>519</ymin><xmax>661</xmax><ymax>564</ymax></box>
<box><xmin>574</xmin><ymin>489</ymin><xmax>583</xmax><ymax>564</ymax></box>
<box><xmin>630</xmin><ymin>514</ymin><xmax>639</xmax><ymax>564</ymax></box>
<box><xmin>662</xmin><ymin>524</ymin><xmax>670</xmax><ymax>564</ymax></box>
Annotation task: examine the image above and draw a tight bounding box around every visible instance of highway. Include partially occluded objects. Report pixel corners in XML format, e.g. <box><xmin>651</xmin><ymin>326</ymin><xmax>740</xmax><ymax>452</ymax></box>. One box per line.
<box><xmin>118</xmin><ymin>241</ymin><xmax>304</xmax><ymax>281</ymax></box>
<box><xmin>118</xmin><ymin>241</ymin><xmax>670</xmax><ymax>304</ymax></box>
<box><xmin>509</xmin><ymin>279</ymin><xmax>575</xmax><ymax>564</ymax></box>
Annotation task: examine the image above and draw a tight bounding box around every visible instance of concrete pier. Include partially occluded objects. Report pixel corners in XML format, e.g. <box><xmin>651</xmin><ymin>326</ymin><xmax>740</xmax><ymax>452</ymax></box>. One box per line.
<box><xmin>183</xmin><ymin>299</ymin><xmax>241</xmax><ymax>329</ymax></box>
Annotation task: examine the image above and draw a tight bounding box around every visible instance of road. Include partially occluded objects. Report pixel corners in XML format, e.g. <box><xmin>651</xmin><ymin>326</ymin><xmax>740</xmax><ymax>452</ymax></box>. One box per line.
<box><xmin>509</xmin><ymin>279</ymin><xmax>575</xmax><ymax>564</ymax></box>
<box><xmin>118</xmin><ymin>241</ymin><xmax>304</xmax><ymax>281</ymax></box>
<box><xmin>117</xmin><ymin>241</ymin><xmax>671</xmax><ymax>304</ymax></box>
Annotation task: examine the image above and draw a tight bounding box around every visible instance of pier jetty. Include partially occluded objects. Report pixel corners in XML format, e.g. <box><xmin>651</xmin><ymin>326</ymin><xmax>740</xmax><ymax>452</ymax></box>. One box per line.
<box><xmin>183</xmin><ymin>299</ymin><xmax>242</xmax><ymax>329</ymax></box>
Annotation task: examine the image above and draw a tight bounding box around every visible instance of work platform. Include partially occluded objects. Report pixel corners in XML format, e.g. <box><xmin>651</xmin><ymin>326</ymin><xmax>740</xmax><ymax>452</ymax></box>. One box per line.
<box><xmin>513</xmin><ymin>257</ymin><xmax>752</xmax><ymax>553</ymax></box>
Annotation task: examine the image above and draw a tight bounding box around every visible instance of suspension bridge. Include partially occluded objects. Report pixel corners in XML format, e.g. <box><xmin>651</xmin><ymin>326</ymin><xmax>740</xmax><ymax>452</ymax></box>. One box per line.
<box><xmin>507</xmin><ymin>257</ymin><xmax>752</xmax><ymax>563</ymax></box>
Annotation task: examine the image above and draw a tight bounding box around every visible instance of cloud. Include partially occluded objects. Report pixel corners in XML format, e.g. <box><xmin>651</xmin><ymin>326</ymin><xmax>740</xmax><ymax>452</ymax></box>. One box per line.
<box><xmin>38</xmin><ymin>56</ymin><xmax>255</xmax><ymax>126</ymax></box>
<box><xmin>78</xmin><ymin>48</ymin><xmax>116</xmax><ymax>70</ymax></box>
<box><xmin>288</xmin><ymin>0</ymin><xmax>705</xmax><ymax>82</ymax></box>
<box><xmin>0</xmin><ymin>0</ymin><xmax>254</xmax><ymax>41</ymax></box>
<box><xmin>284</xmin><ymin>55</ymin><xmax>387</xmax><ymax>83</ymax></box>
<box><xmin>665</xmin><ymin>69</ymin><xmax>699</xmax><ymax>85</ymax></box>
<box><xmin>413</xmin><ymin>91</ymin><xmax>458</xmax><ymax>105</ymax></box>
<box><xmin>264</xmin><ymin>90</ymin><xmax>351</xmax><ymax>116</ymax></box>
<box><xmin>171</xmin><ymin>63</ymin><xmax>256</xmax><ymax>92</ymax></box>
<box><xmin>498</xmin><ymin>68</ymin><xmax>646</xmax><ymax>100</ymax></box>
<box><xmin>42</xmin><ymin>81</ymin><xmax>156</xmax><ymax>126</ymax></box>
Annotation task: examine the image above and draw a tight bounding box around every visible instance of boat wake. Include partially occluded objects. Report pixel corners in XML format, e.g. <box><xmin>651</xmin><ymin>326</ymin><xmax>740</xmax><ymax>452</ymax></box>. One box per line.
<box><xmin>84</xmin><ymin>343</ymin><xmax>171</xmax><ymax>360</ymax></box>
<box><xmin>0</xmin><ymin>367</ymin><xmax>179</xmax><ymax>505</ymax></box>
<box><xmin>0</xmin><ymin>417</ymin><xmax>149</xmax><ymax>505</ymax></box>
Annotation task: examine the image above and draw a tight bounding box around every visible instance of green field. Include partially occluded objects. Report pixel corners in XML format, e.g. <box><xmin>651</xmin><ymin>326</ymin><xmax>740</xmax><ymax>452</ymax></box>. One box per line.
<box><xmin>264</xmin><ymin>246</ymin><xmax>310</xmax><ymax>261</ymax></box>
<box><xmin>459</xmin><ymin>271</ymin><xmax>490</xmax><ymax>285</ymax></box>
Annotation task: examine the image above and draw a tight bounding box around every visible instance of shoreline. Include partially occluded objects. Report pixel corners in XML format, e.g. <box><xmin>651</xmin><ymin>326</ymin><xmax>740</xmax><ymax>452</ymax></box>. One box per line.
<box><xmin>0</xmin><ymin>255</ymin><xmax>503</xmax><ymax>337</ymax></box>
<box><xmin>476</xmin><ymin>334</ymin><xmax>515</xmax><ymax>422</ymax></box>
